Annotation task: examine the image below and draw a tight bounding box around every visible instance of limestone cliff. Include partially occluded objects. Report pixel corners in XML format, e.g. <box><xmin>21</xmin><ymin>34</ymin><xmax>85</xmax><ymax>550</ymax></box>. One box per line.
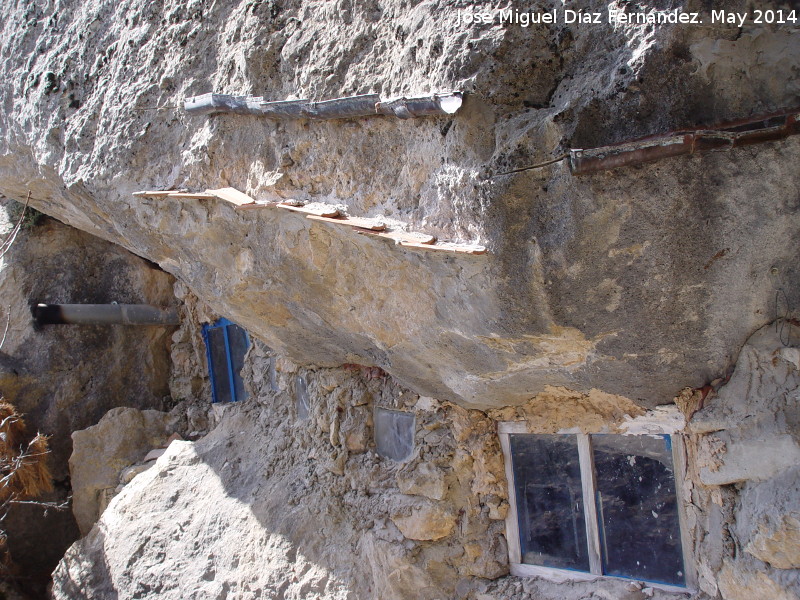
<box><xmin>0</xmin><ymin>0</ymin><xmax>797</xmax><ymax>408</ymax></box>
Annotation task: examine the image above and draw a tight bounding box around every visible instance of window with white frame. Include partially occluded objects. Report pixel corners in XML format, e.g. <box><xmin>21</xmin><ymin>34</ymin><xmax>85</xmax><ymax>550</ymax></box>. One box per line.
<box><xmin>499</xmin><ymin>426</ymin><xmax>694</xmax><ymax>591</ymax></box>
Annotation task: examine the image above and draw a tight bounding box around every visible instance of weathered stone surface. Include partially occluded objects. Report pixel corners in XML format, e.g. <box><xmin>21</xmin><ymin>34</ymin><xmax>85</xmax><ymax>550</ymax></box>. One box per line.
<box><xmin>746</xmin><ymin>516</ymin><xmax>800</xmax><ymax>570</ymax></box>
<box><xmin>118</xmin><ymin>462</ymin><xmax>152</xmax><ymax>485</ymax></box>
<box><xmin>691</xmin><ymin>326</ymin><xmax>800</xmax><ymax>435</ymax></box>
<box><xmin>58</xmin><ymin>337</ymin><xmax>800</xmax><ymax>599</ymax></box>
<box><xmin>464</xmin><ymin>539</ymin><xmax>508</xmax><ymax>580</ymax></box>
<box><xmin>736</xmin><ymin>466</ymin><xmax>800</xmax><ymax>571</ymax></box>
<box><xmin>699</xmin><ymin>433</ymin><xmax>800</xmax><ymax>486</ymax></box>
<box><xmin>718</xmin><ymin>560</ymin><xmax>798</xmax><ymax>600</ymax></box>
<box><xmin>70</xmin><ymin>407</ymin><xmax>178</xmax><ymax>536</ymax></box>
<box><xmin>487</xmin><ymin>386</ymin><xmax>645</xmax><ymax>433</ymax></box>
<box><xmin>396</xmin><ymin>463</ymin><xmax>448</xmax><ymax>501</ymax></box>
<box><xmin>391</xmin><ymin>502</ymin><xmax>456</xmax><ymax>541</ymax></box>
<box><xmin>692</xmin><ymin>326</ymin><xmax>800</xmax><ymax>486</ymax></box>
<box><xmin>0</xmin><ymin>2</ymin><xmax>797</xmax><ymax>409</ymax></box>
<box><xmin>52</xmin><ymin>360</ymin><xmax>505</xmax><ymax>599</ymax></box>
<box><xmin>685</xmin><ymin>327</ymin><xmax>800</xmax><ymax>599</ymax></box>
<box><xmin>2</xmin><ymin>1</ymin><xmax>800</xmax><ymax>599</ymax></box>
<box><xmin>0</xmin><ymin>209</ymin><xmax>176</xmax><ymax>481</ymax></box>
<box><xmin>484</xmin><ymin>495</ymin><xmax>508</xmax><ymax>521</ymax></box>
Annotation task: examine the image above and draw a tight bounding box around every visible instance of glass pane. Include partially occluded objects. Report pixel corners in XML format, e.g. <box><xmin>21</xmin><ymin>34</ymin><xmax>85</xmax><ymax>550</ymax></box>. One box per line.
<box><xmin>226</xmin><ymin>324</ymin><xmax>249</xmax><ymax>402</ymax></box>
<box><xmin>510</xmin><ymin>434</ymin><xmax>589</xmax><ymax>571</ymax></box>
<box><xmin>269</xmin><ymin>356</ymin><xmax>280</xmax><ymax>391</ymax></box>
<box><xmin>592</xmin><ymin>434</ymin><xmax>685</xmax><ymax>586</ymax></box>
<box><xmin>207</xmin><ymin>327</ymin><xmax>231</xmax><ymax>404</ymax></box>
<box><xmin>374</xmin><ymin>408</ymin><xmax>415</xmax><ymax>461</ymax></box>
<box><xmin>295</xmin><ymin>375</ymin><xmax>310</xmax><ymax>420</ymax></box>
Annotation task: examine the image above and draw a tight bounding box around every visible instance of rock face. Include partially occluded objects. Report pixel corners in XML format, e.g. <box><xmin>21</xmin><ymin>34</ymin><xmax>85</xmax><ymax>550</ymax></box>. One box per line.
<box><xmin>0</xmin><ymin>205</ymin><xmax>176</xmax><ymax>594</ymax></box>
<box><xmin>396</xmin><ymin>463</ymin><xmax>448</xmax><ymax>501</ymax></box>
<box><xmin>69</xmin><ymin>407</ymin><xmax>179</xmax><ymax>536</ymax></box>
<box><xmin>0</xmin><ymin>209</ymin><xmax>176</xmax><ymax>480</ymax></box>
<box><xmin>0</xmin><ymin>1</ymin><xmax>797</xmax><ymax>408</ymax></box>
<box><xmin>54</xmin><ymin>365</ymin><xmax>508</xmax><ymax>600</ymax></box>
<box><xmin>692</xmin><ymin>329</ymin><xmax>800</xmax><ymax>486</ymax></box>
<box><xmin>688</xmin><ymin>325</ymin><xmax>800</xmax><ymax>598</ymax></box>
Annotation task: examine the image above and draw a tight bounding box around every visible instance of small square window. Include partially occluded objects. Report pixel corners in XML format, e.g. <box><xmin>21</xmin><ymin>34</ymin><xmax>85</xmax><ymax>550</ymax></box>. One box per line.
<box><xmin>500</xmin><ymin>427</ymin><xmax>693</xmax><ymax>591</ymax></box>
<box><xmin>374</xmin><ymin>408</ymin><xmax>415</xmax><ymax>461</ymax></box>
<box><xmin>202</xmin><ymin>318</ymin><xmax>250</xmax><ymax>403</ymax></box>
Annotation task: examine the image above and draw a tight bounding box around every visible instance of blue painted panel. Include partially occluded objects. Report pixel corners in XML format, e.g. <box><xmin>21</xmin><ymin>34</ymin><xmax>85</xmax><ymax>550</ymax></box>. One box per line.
<box><xmin>202</xmin><ymin>318</ymin><xmax>250</xmax><ymax>403</ymax></box>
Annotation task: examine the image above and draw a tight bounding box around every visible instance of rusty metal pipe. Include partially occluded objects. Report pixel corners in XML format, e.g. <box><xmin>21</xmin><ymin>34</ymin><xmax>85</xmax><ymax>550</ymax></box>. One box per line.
<box><xmin>569</xmin><ymin>109</ymin><xmax>800</xmax><ymax>175</ymax></box>
<box><xmin>32</xmin><ymin>304</ymin><xmax>179</xmax><ymax>326</ymax></box>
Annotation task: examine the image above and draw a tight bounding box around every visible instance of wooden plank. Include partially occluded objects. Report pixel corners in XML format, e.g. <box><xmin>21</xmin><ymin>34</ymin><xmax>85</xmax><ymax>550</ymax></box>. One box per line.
<box><xmin>510</xmin><ymin>563</ymin><xmax>690</xmax><ymax>593</ymax></box>
<box><xmin>498</xmin><ymin>431</ymin><xmax>522</xmax><ymax>564</ymax></box>
<box><xmin>167</xmin><ymin>192</ymin><xmax>218</xmax><ymax>200</ymax></box>
<box><xmin>306</xmin><ymin>214</ymin><xmax>386</xmax><ymax>231</ymax></box>
<box><xmin>577</xmin><ymin>434</ymin><xmax>603</xmax><ymax>575</ymax></box>
<box><xmin>672</xmin><ymin>434</ymin><xmax>698</xmax><ymax>590</ymax></box>
<box><xmin>497</xmin><ymin>421</ymin><xmax>528</xmax><ymax>435</ymax></box>
<box><xmin>236</xmin><ymin>201</ymin><xmax>279</xmax><ymax>211</ymax></box>
<box><xmin>133</xmin><ymin>190</ymin><xmax>179</xmax><ymax>198</ymax></box>
<box><xmin>355</xmin><ymin>228</ymin><xmax>436</xmax><ymax>244</ymax></box>
<box><xmin>277</xmin><ymin>202</ymin><xmax>340</xmax><ymax>218</ymax></box>
<box><xmin>207</xmin><ymin>187</ymin><xmax>256</xmax><ymax>206</ymax></box>
<box><xmin>399</xmin><ymin>241</ymin><xmax>487</xmax><ymax>255</ymax></box>
<box><xmin>510</xmin><ymin>563</ymin><xmax>600</xmax><ymax>583</ymax></box>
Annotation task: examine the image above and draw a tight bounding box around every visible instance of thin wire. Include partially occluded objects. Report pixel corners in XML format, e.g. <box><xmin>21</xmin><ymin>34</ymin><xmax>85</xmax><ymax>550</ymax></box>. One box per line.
<box><xmin>487</xmin><ymin>153</ymin><xmax>569</xmax><ymax>179</ymax></box>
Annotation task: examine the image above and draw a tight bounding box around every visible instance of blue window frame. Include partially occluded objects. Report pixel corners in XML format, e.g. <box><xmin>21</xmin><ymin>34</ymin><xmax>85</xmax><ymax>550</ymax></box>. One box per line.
<box><xmin>201</xmin><ymin>318</ymin><xmax>250</xmax><ymax>403</ymax></box>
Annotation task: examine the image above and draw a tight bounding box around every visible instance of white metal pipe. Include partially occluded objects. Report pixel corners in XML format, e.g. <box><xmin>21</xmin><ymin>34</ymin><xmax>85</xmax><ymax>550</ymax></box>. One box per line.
<box><xmin>184</xmin><ymin>92</ymin><xmax>463</xmax><ymax>120</ymax></box>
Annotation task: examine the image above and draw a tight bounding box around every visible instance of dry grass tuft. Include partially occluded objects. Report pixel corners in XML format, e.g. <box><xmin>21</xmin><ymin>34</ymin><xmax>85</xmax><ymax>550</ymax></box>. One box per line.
<box><xmin>5</xmin><ymin>435</ymin><xmax>53</xmax><ymax>500</ymax></box>
<box><xmin>0</xmin><ymin>401</ymin><xmax>26</xmax><ymax>455</ymax></box>
<box><xmin>0</xmin><ymin>401</ymin><xmax>53</xmax><ymax>501</ymax></box>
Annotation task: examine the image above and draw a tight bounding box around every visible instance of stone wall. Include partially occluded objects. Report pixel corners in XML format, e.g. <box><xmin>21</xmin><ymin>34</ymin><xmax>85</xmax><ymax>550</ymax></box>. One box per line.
<box><xmin>53</xmin><ymin>318</ymin><xmax>800</xmax><ymax>599</ymax></box>
<box><xmin>52</xmin><ymin>339</ymin><xmax>640</xmax><ymax>599</ymax></box>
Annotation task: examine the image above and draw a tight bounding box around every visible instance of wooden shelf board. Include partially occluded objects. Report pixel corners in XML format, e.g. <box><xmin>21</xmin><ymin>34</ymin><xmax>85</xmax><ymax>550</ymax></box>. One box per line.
<box><xmin>207</xmin><ymin>187</ymin><xmax>256</xmax><ymax>206</ymax></box>
<box><xmin>277</xmin><ymin>203</ymin><xmax>340</xmax><ymax>218</ymax></box>
<box><xmin>236</xmin><ymin>202</ymin><xmax>279</xmax><ymax>210</ymax></box>
<box><xmin>355</xmin><ymin>228</ymin><xmax>436</xmax><ymax>244</ymax></box>
<box><xmin>168</xmin><ymin>192</ymin><xmax>217</xmax><ymax>199</ymax></box>
<box><xmin>399</xmin><ymin>241</ymin><xmax>487</xmax><ymax>255</ymax></box>
<box><xmin>306</xmin><ymin>214</ymin><xmax>386</xmax><ymax>231</ymax></box>
<box><xmin>133</xmin><ymin>190</ymin><xmax>179</xmax><ymax>198</ymax></box>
